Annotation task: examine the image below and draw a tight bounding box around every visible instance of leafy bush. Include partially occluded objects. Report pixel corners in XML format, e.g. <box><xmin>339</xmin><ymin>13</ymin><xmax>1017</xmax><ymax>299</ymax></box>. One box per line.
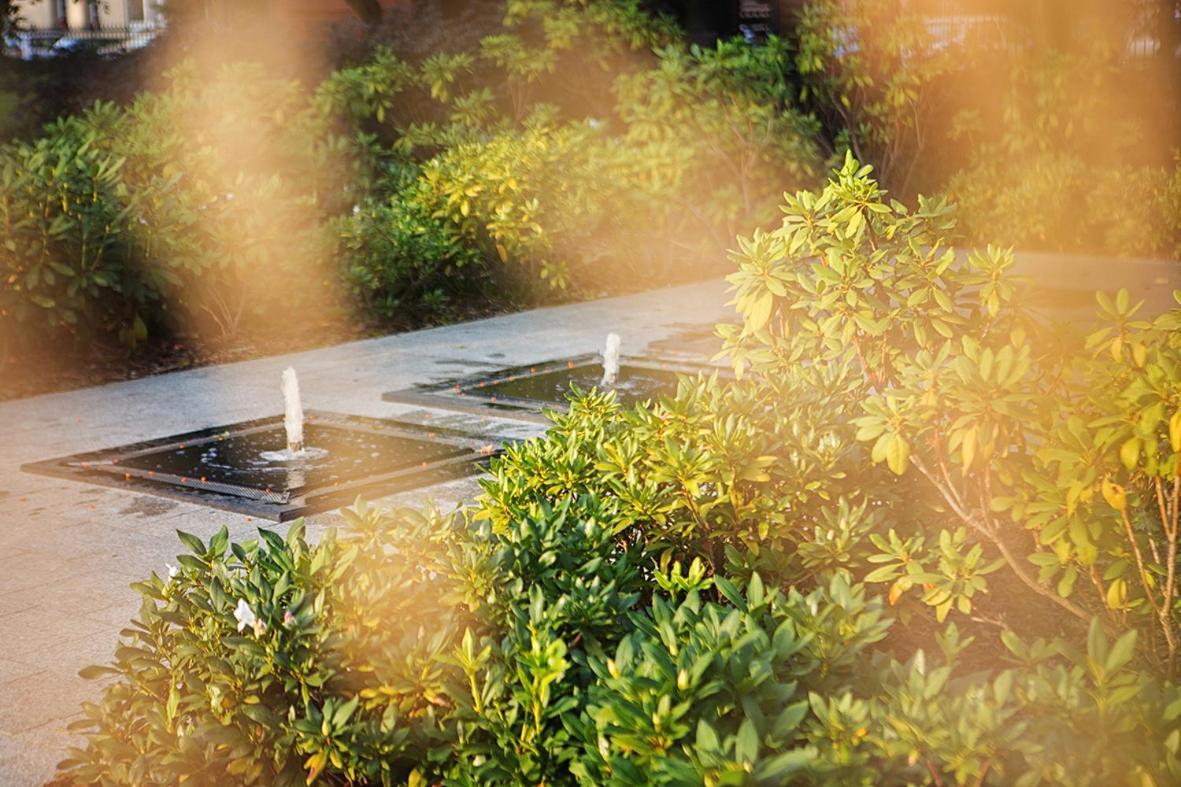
<box><xmin>0</xmin><ymin>62</ymin><xmax>371</xmax><ymax>351</ymax></box>
<box><xmin>0</xmin><ymin>112</ymin><xmax>159</xmax><ymax>346</ymax></box>
<box><xmin>319</xmin><ymin>4</ymin><xmax>825</xmax><ymax>296</ymax></box>
<box><xmin>412</xmin><ymin>119</ymin><xmax>682</xmax><ymax>293</ymax></box>
<box><xmin>723</xmin><ymin>152</ymin><xmax>1181</xmax><ymax>665</ymax></box>
<box><xmin>61</xmin><ymin>156</ymin><xmax>1181</xmax><ymax>784</ymax></box>
<box><xmin>335</xmin><ymin>194</ymin><xmax>485</xmax><ymax>323</ymax></box>
<box><xmin>946</xmin><ymin>50</ymin><xmax>1181</xmax><ymax>258</ymax></box>
<box><xmin>948</xmin><ymin>149</ymin><xmax>1178</xmax><ymax>260</ymax></box>
<box><xmin>795</xmin><ymin>0</ymin><xmax>959</xmax><ymax>193</ymax></box>
<box><xmin>57</xmin><ymin>512</ymin><xmax>481</xmax><ymax>785</ymax></box>
<box><xmin>99</xmin><ymin>62</ymin><xmax>364</xmax><ymax>341</ymax></box>
<box><xmin>614</xmin><ymin>37</ymin><xmax>824</xmax><ymax>244</ymax></box>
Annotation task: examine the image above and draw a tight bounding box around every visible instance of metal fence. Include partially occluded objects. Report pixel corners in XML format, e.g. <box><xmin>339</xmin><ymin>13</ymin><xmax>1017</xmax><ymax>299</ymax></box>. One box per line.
<box><xmin>912</xmin><ymin>0</ymin><xmax>1178</xmax><ymax>62</ymax></box>
<box><xmin>4</xmin><ymin>25</ymin><xmax>162</xmax><ymax>60</ymax></box>
<box><xmin>922</xmin><ymin>13</ymin><xmax>1023</xmax><ymax>54</ymax></box>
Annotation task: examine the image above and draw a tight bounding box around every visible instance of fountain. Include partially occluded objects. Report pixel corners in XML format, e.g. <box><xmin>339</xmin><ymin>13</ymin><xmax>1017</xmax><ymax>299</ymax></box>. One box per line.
<box><xmin>282</xmin><ymin>367</ymin><xmax>304</xmax><ymax>454</ymax></box>
<box><xmin>383</xmin><ymin>330</ymin><xmax>733</xmax><ymax>424</ymax></box>
<box><xmin>600</xmin><ymin>333</ymin><xmax>621</xmax><ymax>387</ymax></box>
<box><xmin>24</xmin><ymin>365</ymin><xmax>502</xmax><ymax>520</ymax></box>
<box><xmin>259</xmin><ymin>367</ymin><xmax>327</xmax><ymax>463</ymax></box>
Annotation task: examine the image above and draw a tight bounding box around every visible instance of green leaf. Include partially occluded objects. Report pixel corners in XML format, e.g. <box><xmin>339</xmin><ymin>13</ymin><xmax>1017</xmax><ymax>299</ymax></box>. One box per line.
<box><xmin>1105</xmin><ymin>629</ymin><xmax>1137</xmax><ymax>673</ymax></box>
<box><xmin>78</xmin><ymin>664</ymin><xmax>120</xmax><ymax>680</ymax></box>
<box><xmin>1120</xmin><ymin>437</ymin><xmax>1141</xmax><ymax>471</ymax></box>
<box><xmin>745</xmin><ymin>292</ymin><xmax>774</xmax><ymax>333</ymax></box>
<box><xmin>331</xmin><ymin>695</ymin><xmax>360</xmax><ymax>728</ymax></box>
<box><xmin>714</xmin><ymin>576</ymin><xmax>745</xmax><ymax>610</ymax></box>
<box><xmin>755</xmin><ymin>749</ymin><xmax>814</xmax><ymax>781</ymax></box>
<box><xmin>175</xmin><ymin>530</ymin><xmax>206</xmax><ymax>556</ymax></box>
<box><xmin>1086</xmin><ymin>618</ymin><xmax>1107</xmax><ymax>664</ymax></box>
<box><xmin>695</xmin><ymin>718</ymin><xmax>719</xmax><ymax>751</ymax></box>
<box><xmin>735</xmin><ymin>718</ymin><xmax>759</xmax><ymax>763</ymax></box>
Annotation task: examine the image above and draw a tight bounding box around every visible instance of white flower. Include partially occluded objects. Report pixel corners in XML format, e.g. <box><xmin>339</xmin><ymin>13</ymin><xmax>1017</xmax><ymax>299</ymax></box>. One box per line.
<box><xmin>225</xmin><ymin>192</ymin><xmax>235</xmax><ymax>201</ymax></box>
<box><xmin>233</xmin><ymin>599</ymin><xmax>257</xmax><ymax>633</ymax></box>
<box><xmin>166</xmin><ymin>562</ymin><xmax>179</xmax><ymax>579</ymax></box>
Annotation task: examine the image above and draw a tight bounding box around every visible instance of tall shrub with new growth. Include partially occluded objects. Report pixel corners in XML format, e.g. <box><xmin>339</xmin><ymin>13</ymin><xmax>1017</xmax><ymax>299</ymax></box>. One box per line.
<box><xmin>60</xmin><ymin>156</ymin><xmax>1181</xmax><ymax>785</ymax></box>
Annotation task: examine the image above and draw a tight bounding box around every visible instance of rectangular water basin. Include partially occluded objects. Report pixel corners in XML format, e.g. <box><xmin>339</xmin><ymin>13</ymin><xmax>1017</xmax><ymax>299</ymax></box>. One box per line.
<box><xmin>382</xmin><ymin>355</ymin><xmax>731</xmax><ymax>424</ymax></box>
<box><xmin>21</xmin><ymin>410</ymin><xmax>499</xmax><ymax>521</ymax></box>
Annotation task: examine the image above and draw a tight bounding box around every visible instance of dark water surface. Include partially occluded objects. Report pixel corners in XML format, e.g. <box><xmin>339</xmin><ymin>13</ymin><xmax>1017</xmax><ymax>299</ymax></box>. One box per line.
<box><xmin>118</xmin><ymin>422</ymin><xmax>467</xmax><ymax>493</ymax></box>
<box><xmin>470</xmin><ymin>364</ymin><xmax>685</xmax><ymax>406</ymax></box>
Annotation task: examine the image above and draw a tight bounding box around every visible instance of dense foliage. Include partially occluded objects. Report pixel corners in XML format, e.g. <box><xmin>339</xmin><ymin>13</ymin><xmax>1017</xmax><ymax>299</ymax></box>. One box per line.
<box><xmin>60</xmin><ymin>158</ymin><xmax>1181</xmax><ymax>785</ymax></box>
<box><xmin>794</xmin><ymin>0</ymin><xmax>1181</xmax><ymax>257</ymax></box>
<box><xmin>1</xmin><ymin>0</ymin><xmax>825</xmax><ymax>358</ymax></box>
<box><xmin>795</xmin><ymin>0</ymin><xmax>957</xmax><ymax>194</ymax></box>
<box><xmin>5</xmin><ymin>0</ymin><xmax>1181</xmax><ymax>369</ymax></box>
<box><xmin>946</xmin><ymin>48</ymin><xmax>1181</xmax><ymax>259</ymax></box>
<box><xmin>0</xmin><ymin>61</ymin><xmax>366</xmax><ymax>352</ymax></box>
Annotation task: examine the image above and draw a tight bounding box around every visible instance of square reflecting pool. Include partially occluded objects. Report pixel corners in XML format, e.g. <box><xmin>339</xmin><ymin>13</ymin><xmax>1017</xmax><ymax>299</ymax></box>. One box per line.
<box><xmin>22</xmin><ymin>411</ymin><xmax>498</xmax><ymax>521</ymax></box>
<box><xmin>383</xmin><ymin>355</ymin><xmax>730</xmax><ymax>424</ymax></box>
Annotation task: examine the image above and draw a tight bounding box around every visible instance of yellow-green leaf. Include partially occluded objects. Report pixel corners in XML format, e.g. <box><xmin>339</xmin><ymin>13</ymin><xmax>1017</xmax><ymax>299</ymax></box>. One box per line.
<box><xmin>1101</xmin><ymin>478</ymin><xmax>1127</xmax><ymax>511</ymax></box>
<box><xmin>1120</xmin><ymin>437</ymin><xmax>1141</xmax><ymax>471</ymax></box>
<box><xmin>886</xmin><ymin>435</ymin><xmax>910</xmax><ymax>476</ymax></box>
<box><xmin>961</xmin><ymin>427</ymin><xmax>976</xmax><ymax>473</ymax></box>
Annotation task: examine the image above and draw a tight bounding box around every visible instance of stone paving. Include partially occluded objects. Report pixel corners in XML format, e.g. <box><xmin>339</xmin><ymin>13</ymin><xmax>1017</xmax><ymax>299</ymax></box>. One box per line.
<box><xmin>0</xmin><ymin>279</ymin><xmax>730</xmax><ymax>785</ymax></box>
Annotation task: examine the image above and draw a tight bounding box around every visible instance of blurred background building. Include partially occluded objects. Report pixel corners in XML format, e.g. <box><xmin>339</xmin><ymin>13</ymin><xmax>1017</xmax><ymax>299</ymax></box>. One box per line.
<box><xmin>8</xmin><ymin>0</ymin><xmax>165</xmax><ymax>58</ymax></box>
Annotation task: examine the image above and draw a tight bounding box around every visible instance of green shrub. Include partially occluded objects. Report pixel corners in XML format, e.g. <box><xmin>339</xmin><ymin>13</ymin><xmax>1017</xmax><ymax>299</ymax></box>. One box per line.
<box><xmin>795</xmin><ymin>0</ymin><xmax>959</xmax><ymax>193</ymax></box>
<box><xmin>948</xmin><ymin>152</ymin><xmax>1178</xmax><ymax>259</ymax></box>
<box><xmin>412</xmin><ymin>122</ymin><xmax>593</xmax><ymax>291</ymax></box>
<box><xmin>100</xmin><ymin>62</ymin><xmax>362</xmax><ymax>340</ymax></box>
<box><xmin>614</xmin><ymin>36</ymin><xmax>824</xmax><ymax>238</ymax></box>
<box><xmin>946</xmin><ymin>50</ymin><xmax>1180</xmax><ymax>258</ymax></box>
<box><xmin>0</xmin><ymin>62</ymin><xmax>372</xmax><ymax>350</ymax></box>
<box><xmin>726</xmin><ymin>151</ymin><xmax>1181</xmax><ymax>676</ymax></box>
<box><xmin>58</xmin><ymin>510</ymin><xmax>483</xmax><ymax>785</ymax></box>
<box><xmin>60</xmin><ymin>156</ymin><xmax>1181</xmax><ymax>785</ymax></box>
<box><xmin>318</xmin><ymin>7</ymin><xmax>825</xmax><ymax>296</ymax></box>
<box><xmin>335</xmin><ymin>193</ymin><xmax>486</xmax><ymax>323</ymax></box>
<box><xmin>0</xmin><ymin>108</ymin><xmax>173</xmax><ymax>347</ymax></box>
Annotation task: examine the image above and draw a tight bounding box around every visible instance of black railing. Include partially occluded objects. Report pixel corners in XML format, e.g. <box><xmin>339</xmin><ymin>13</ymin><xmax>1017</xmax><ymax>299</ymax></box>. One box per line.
<box><xmin>4</xmin><ymin>25</ymin><xmax>162</xmax><ymax>60</ymax></box>
<box><xmin>909</xmin><ymin>0</ymin><xmax>1178</xmax><ymax>62</ymax></box>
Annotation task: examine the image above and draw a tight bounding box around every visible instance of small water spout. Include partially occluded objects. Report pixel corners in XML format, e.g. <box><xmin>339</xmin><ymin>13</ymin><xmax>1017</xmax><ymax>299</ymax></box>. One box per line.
<box><xmin>600</xmin><ymin>332</ymin><xmax>621</xmax><ymax>387</ymax></box>
<box><xmin>261</xmin><ymin>367</ymin><xmax>326</xmax><ymax>463</ymax></box>
<box><xmin>282</xmin><ymin>367</ymin><xmax>304</xmax><ymax>454</ymax></box>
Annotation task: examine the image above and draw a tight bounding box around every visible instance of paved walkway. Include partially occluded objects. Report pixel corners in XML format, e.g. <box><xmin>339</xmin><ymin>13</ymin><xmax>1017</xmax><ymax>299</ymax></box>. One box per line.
<box><xmin>0</xmin><ymin>279</ymin><xmax>730</xmax><ymax>785</ymax></box>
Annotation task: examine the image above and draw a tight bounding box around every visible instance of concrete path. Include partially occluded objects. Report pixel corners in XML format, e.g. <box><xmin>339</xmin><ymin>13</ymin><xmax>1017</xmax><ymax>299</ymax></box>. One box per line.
<box><xmin>0</xmin><ymin>279</ymin><xmax>730</xmax><ymax>785</ymax></box>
